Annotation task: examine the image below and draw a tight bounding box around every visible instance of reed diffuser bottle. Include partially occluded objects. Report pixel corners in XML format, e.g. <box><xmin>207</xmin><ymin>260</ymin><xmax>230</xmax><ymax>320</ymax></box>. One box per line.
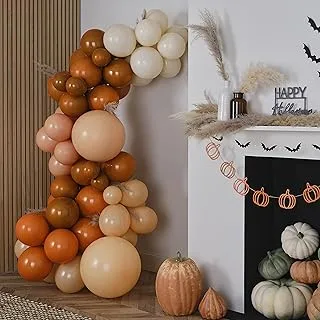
<box><xmin>230</xmin><ymin>92</ymin><xmax>247</xmax><ymax>119</ymax></box>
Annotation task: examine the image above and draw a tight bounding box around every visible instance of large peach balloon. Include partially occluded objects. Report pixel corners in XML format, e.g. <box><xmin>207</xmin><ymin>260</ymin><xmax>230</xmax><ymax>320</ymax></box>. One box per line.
<box><xmin>76</xmin><ymin>186</ymin><xmax>107</xmax><ymax>217</ymax></box>
<box><xmin>122</xmin><ymin>229</ymin><xmax>138</xmax><ymax>246</ymax></box>
<box><xmin>49</xmin><ymin>155</ymin><xmax>72</xmax><ymax>176</ymax></box>
<box><xmin>71</xmin><ymin>110</ymin><xmax>125</xmax><ymax>162</ymax></box>
<box><xmin>59</xmin><ymin>93</ymin><xmax>89</xmax><ymax>118</ymax></box>
<box><xmin>71</xmin><ymin>159</ymin><xmax>100</xmax><ymax>186</ymax></box>
<box><xmin>50</xmin><ymin>176</ymin><xmax>79</xmax><ymax>198</ymax></box>
<box><xmin>36</xmin><ymin>127</ymin><xmax>58</xmax><ymax>153</ymax></box>
<box><xmin>88</xmin><ymin>84</ymin><xmax>119</xmax><ymax>111</ymax></box>
<box><xmin>54</xmin><ymin>140</ymin><xmax>80</xmax><ymax>165</ymax></box>
<box><xmin>14</xmin><ymin>239</ymin><xmax>30</xmax><ymax>258</ymax></box>
<box><xmin>102</xmin><ymin>151</ymin><xmax>136</xmax><ymax>182</ymax></box>
<box><xmin>48</xmin><ymin>77</ymin><xmax>64</xmax><ymax>101</ymax></box>
<box><xmin>103</xmin><ymin>185</ymin><xmax>122</xmax><ymax>205</ymax></box>
<box><xmin>55</xmin><ymin>256</ymin><xmax>85</xmax><ymax>293</ymax></box>
<box><xmin>129</xmin><ymin>206</ymin><xmax>158</xmax><ymax>234</ymax></box>
<box><xmin>120</xmin><ymin>179</ymin><xmax>148</xmax><ymax>207</ymax></box>
<box><xmin>44</xmin><ymin>113</ymin><xmax>73</xmax><ymax>142</ymax></box>
<box><xmin>15</xmin><ymin>213</ymin><xmax>50</xmax><ymax>246</ymax></box>
<box><xmin>80</xmin><ymin>29</ymin><xmax>104</xmax><ymax>56</ymax></box>
<box><xmin>99</xmin><ymin>204</ymin><xmax>130</xmax><ymax>236</ymax></box>
<box><xmin>80</xmin><ymin>237</ymin><xmax>141</xmax><ymax>298</ymax></box>
<box><xmin>44</xmin><ymin>229</ymin><xmax>79</xmax><ymax>264</ymax></box>
<box><xmin>103</xmin><ymin>59</ymin><xmax>133</xmax><ymax>88</ymax></box>
<box><xmin>43</xmin><ymin>264</ymin><xmax>59</xmax><ymax>284</ymax></box>
<box><xmin>18</xmin><ymin>247</ymin><xmax>53</xmax><ymax>281</ymax></box>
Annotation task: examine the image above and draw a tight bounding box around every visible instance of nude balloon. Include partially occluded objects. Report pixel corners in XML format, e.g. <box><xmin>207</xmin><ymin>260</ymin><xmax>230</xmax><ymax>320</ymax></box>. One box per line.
<box><xmin>36</xmin><ymin>127</ymin><xmax>58</xmax><ymax>153</ymax></box>
<box><xmin>14</xmin><ymin>240</ymin><xmax>30</xmax><ymax>258</ymax></box>
<box><xmin>54</xmin><ymin>140</ymin><xmax>80</xmax><ymax>165</ymax></box>
<box><xmin>49</xmin><ymin>155</ymin><xmax>72</xmax><ymax>176</ymax></box>
<box><xmin>44</xmin><ymin>113</ymin><xmax>73</xmax><ymax>142</ymax></box>
<box><xmin>120</xmin><ymin>179</ymin><xmax>148</xmax><ymax>207</ymax></box>
<box><xmin>129</xmin><ymin>206</ymin><xmax>158</xmax><ymax>234</ymax></box>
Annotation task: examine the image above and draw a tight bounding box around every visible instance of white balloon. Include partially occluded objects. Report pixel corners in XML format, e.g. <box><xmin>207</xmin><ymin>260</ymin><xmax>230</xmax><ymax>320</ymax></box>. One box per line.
<box><xmin>135</xmin><ymin>19</ymin><xmax>162</xmax><ymax>47</ymax></box>
<box><xmin>157</xmin><ymin>33</ymin><xmax>186</xmax><ymax>60</ymax></box>
<box><xmin>132</xmin><ymin>74</ymin><xmax>153</xmax><ymax>87</ymax></box>
<box><xmin>160</xmin><ymin>59</ymin><xmax>182</xmax><ymax>78</ymax></box>
<box><xmin>166</xmin><ymin>25</ymin><xmax>188</xmax><ymax>43</ymax></box>
<box><xmin>130</xmin><ymin>47</ymin><xmax>163</xmax><ymax>79</ymax></box>
<box><xmin>103</xmin><ymin>24</ymin><xmax>137</xmax><ymax>58</ymax></box>
<box><xmin>146</xmin><ymin>9</ymin><xmax>168</xmax><ymax>34</ymax></box>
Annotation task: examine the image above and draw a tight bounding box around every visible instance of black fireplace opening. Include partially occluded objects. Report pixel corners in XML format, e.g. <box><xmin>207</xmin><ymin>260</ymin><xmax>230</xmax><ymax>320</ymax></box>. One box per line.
<box><xmin>245</xmin><ymin>156</ymin><xmax>320</xmax><ymax>320</ymax></box>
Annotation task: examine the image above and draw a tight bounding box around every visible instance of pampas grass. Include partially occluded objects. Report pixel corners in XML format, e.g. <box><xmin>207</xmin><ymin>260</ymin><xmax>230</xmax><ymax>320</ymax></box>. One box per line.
<box><xmin>189</xmin><ymin>9</ymin><xmax>229</xmax><ymax>81</ymax></box>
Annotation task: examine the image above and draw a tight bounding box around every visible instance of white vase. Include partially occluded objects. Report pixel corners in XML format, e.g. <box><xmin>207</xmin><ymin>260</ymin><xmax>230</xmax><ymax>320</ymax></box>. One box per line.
<box><xmin>218</xmin><ymin>80</ymin><xmax>232</xmax><ymax>121</ymax></box>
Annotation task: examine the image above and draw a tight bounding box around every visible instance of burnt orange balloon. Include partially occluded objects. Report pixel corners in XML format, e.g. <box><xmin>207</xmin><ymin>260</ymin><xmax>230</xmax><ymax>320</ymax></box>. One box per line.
<box><xmin>116</xmin><ymin>84</ymin><xmax>131</xmax><ymax>100</ymax></box>
<box><xmin>102</xmin><ymin>151</ymin><xmax>136</xmax><ymax>182</ymax></box>
<box><xmin>70</xmin><ymin>49</ymin><xmax>88</xmax><ymax>66</ymax></box>
<box><xmin>70</xmin><ymin>56</ymin><xmax>102</xmax><ymax>87</ymax></box>
<box><xmin>15</xmin><ymin>213</ymin><xmax>50</xmax><ymax>246</ymax></box>
<box><xmin>46</xmin><ymin>197</ymin><xmax>80</xmax><ymax>229</ymax></box>
<box><xmin>44</xmin><ymin>229</ymin><xmax>79</xmax><ymax>264</ymax></box>
<box><xmin>18</xmin><ymin>247</ymin><xmax>53</xmax><ymax>281</ymax></box>
<box><xmin>50</xmin><ymin>175</ymin><xmax>79</xmax><ymax>199</ymax></box>
<box><xmin>71</xmin><ymin>159</ymin><xmax>100</xmax><ymax>186</ymax></box>
<box><xmin>59</xmin><ymin>93</ymin><xmax>89</xmax><ymax>118</ymax></box>
<box><xmin>53</xmin><ymin>71</ymin><xmax>71</xmax><ymax>92</ymax></box>
<box><xmin>88</xmin><ymin>84</ymin><xmax>119</xmax><ymax>110</ymax></box>
<box><xmin>48</xmin><ymin>194</ymin><xmax>55</xmax><ymax>206</ymax></box>
<box><xmin>72</xmin><ymin>217</ymin><xmax>104</xmax><ymax>252</ymax></box>
<box><xmin>48</xmin><ymin>77</ymin><xmax>64</xmax><ymax>102</ymax></box>
<box><xmin>80</xmin><ymin>29</ymin><xmax>105</xmax><ymax>56</ymax></box>
<box><xmin>92</xmin><ymin>48</ymin><xmax>112</xmax><ymax>67</ymax></box>
<box><xmin>65</xmin><ymin>77</ymin><xmax>87</xmax><ymax>97</ymax></box>
<box><xmin>76</xmin><ymin>186</ymin><xmax>107</xmax><ymax>217</ymax></box>
<box><xmin>103</xmin><ymin>59</ymin><xmax>133</xmax><ymax>88</ymax></box>
<box><xmin>91</xmin><ymin>173</ymin><xmax>109</xmax><ymax>191</ymax></box>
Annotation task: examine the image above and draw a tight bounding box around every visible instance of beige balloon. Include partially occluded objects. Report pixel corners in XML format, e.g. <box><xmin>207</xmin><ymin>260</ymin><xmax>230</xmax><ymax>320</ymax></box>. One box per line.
<box><xmin>80</xmin><ymin>237</ymin><xmax>141</xmax><ymax>298</ymax></box>
<box><xmin>122</xmin><ymin>228</ymin><xmax>138</xmax><ymax>246</ymax></box>
<box><xmin>44</xmin><ymin>264</ymin><xmax>59</xmax><ymax>284</ymax></box>
<box><xmin>55</xmin><ymin>256</ymin><xmax>85</xmax><ymax>293</ymax></box>
<box><xmin>14</xmin><ymin>239</ymin><xmax>30</xmax><ymax>258</ymax></box>
<box><xmin>103</xmin><ymin>185</ymin><xmax>122</xmax><ymax>205</ymax></box>
<box><xmin>99</xmin><ymin>204</ymin><xmax>130</xmax><ymax>236</ymax></box>
<box><xmin>129</xmin><ymin>206</ymin><xmax>158</xmax><ymax>234</ymax></box>
<box><xmin>120</xmin><ymin>179</ymin><xmax>148</xmax><ymax>207</ymax></box>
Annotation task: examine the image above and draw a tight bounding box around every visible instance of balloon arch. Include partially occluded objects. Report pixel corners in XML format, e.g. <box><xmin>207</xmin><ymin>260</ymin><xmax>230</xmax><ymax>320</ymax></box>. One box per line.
<box><xmin>14</xmin><ymin>9</ymin><xmax>187</xmax><ymax>297</ymax></box>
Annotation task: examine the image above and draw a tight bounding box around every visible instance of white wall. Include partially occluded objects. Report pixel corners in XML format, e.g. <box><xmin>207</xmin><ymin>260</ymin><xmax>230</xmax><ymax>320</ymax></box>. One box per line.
<box><xmin>81</xmin><ymin>0</ymin><xmax>188</xmax><ymax>271</ymax></box>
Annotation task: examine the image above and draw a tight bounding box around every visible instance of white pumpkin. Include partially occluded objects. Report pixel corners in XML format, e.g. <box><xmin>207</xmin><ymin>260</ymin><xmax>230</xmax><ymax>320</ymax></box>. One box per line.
<box><xmin>251</xmin><ymin>279</ymin><xmax>313</xmax><ymax>319</ymax></box>
<box><xmin>281</xmin><ymin>222</ymin><xmax>319</xmax><ymax>259</ymax></box>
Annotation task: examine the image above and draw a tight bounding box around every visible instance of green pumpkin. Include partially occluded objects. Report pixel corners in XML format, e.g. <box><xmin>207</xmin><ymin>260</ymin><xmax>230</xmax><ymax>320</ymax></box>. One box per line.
<box><xmin>258</xmin><ymin>248</ymin><xmax>293</xmax><ymax>280</ymax></box>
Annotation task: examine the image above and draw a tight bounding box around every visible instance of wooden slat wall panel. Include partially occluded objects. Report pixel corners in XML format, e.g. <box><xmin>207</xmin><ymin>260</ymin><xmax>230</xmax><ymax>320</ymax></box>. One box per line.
<box><xmin>0</xmin><ymin>0</ymin><xmax>80</xmax><ymax>273</ymax></box>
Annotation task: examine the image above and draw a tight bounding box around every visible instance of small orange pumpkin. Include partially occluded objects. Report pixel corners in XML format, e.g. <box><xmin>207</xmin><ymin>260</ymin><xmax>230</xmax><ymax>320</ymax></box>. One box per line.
<box><xmin>303</xmin><ymin>183</ymin><xmax>320</xmax><ymax>204</ymax></box>
<box><xmin>155</xmin><ymin>252</ymin><xmax>202</xmax><ymax>316</ymax></box>
<box><xmin>253</xmin><ymin>187</ymin><xmax>269</xmax><ymax>207</ymax></box>
<box><xmin>220</xmin><ymin>161</ymin><xmax>235</xmax><ymax>179</ymax></box>
<box><xmin>307</xmin><ymin>288</ymin><xmax>320</xmax><ymax>320</ymax></box>
<box><xmin>198</xmin><ymin>287</ymin><xmax>227</xmax><ymax>320</ymax></box>
<box><xmin>206</xmin><ymin>142</ymin><xmax>220</xmax><ymax>160</ymax></box>
<box><xmin>233</xmin><ymin>177</ymin><xmax>249</xmax><ymax>196</ymax></box>
<box><xmin>278</xmin><ymin>189</ymin><xmax>296</xmax><ymax>210</ymax></box>
<box><xmin>290</xmin><ymin>260</ymin><xmax>320</xmax><ymax>284</ymax></box>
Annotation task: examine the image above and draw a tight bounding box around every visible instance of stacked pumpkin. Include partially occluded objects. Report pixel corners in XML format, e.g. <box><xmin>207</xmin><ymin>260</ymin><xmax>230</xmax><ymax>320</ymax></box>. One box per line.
<box><xmin>252</xmin><ymin>222</ymin><xmax>320</xmax><ymax>320</ymax></box>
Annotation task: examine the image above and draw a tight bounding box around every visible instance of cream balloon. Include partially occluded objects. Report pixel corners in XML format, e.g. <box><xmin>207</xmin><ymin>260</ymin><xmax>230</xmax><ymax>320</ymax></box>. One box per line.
<box><xmin>99</xmin><ymin>204</ymin><xmax>130</xmax><ymax>236</ymax></box>
<box><xmin>160</xmin><ymin>59</ymin><xmax>182</xmax><ymax>78</ymax></box>
<box><xmin>166</xmin><ymin>25</ymin><xmax>188</xmax><ymax>43</ymax></box>
<box><xmin>71</xmin><ymin>110</ymin><xmax>125</xmax><ymax>162</ymax></box>
<box><xmin>44</xmin><ymin>264</ymin><xmax>59</xmax><ymax>284</ymax></box>
<box><xmin>103</xmin><ymin>186</ymin><xmax>122</xmax><ymax>205</ymax></box>
<box><xmin>122</xmin><ymin>229</ymin><xmax>138</xmax><ymax>246</ymax></box>
<box><xmin>80</xmin><ymin>237</ymin><xmax>141</xmax><ymax>298</ymax></box>
<box><xmin>103</xmin><ymin>24</ymin><xmax>136</xmax><ymax>58</ymax></box>
<box><xmin>130</xmin><ymin>47</ymin><xmax>163</xmax><ymax>79</ymax></box>
<box><xmin>135</xmin><ymin>19</ymin><xmax>162</xmax><ymax>47</ymax></box>
<box><xmin>131</xmin><ymin>74</ymin><xmax>153</xmax><ymax>87</ymax></box>
<box><xmin>129</xmin><ymin>206</ymin><xmax>158</xmax><ymax>234</ymax></box>
<box><xmin>120</xmin><ymin>179</ymin><xmax>148</xmax><ymax>207</ymax></box>
<box><xmin>55</xmin><ymin>256</ymin><xmax>85</xmax><ymax>293</ymax></box>
<box><xmin>54</xmin><ymin>140</ymin><xmax>80</xmax><ymax>165</ymax></box>
<box><xmin>14</xmin><ymin>239</ymin><xmax>29</xmax><ymax>258</ymax></box>
<box><xmin>146</xmin><ymin>9</ymin><xmax>168</xmax><ymax>34</ymax></box>
<box><xmin>36</xmin><ymin>127</ymin><xmax>58</xmax><ymax>153</ymax></box>
<box><xmin>55</xmin><ymin>107</ymin><xmax>64</xmax><ymax>114</ymax></box>
<box><xmin>48</xmin><ymin>155</ymin><xmax>72</xmax><ymax>176</ymax></box>
<box><xmin>157</xmin><ymin>33</ymin><xmax>186</xmax><ymax>59</ymax></box>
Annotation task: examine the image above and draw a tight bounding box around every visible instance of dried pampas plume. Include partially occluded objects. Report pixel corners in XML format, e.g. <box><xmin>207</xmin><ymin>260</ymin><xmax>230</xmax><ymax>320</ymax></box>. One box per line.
<box><xmin>189</xmin><ymin>9</ymin><xmax>229</xmax><ymax>81</ymax></box>
<box><xmin>239</xmin><ymin>63</ymin><xmax>286</xmax><ymax>95</ymax></box>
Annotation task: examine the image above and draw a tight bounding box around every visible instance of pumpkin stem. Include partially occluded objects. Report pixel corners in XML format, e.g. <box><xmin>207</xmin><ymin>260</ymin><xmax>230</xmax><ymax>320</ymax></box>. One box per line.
<box><xmin>176</xmin><ymin>251</ymin><xmax>183</xmax><ymax>262</ymax></box>
<box><xmin>297</xmin><ymin>232</ymin><xmax>304</xmax><ymax>239</ymax></box>
<box><xmin>267</xmin><ymin>251</ymin><xmax>272</xmax><ymax>259</ymax></box>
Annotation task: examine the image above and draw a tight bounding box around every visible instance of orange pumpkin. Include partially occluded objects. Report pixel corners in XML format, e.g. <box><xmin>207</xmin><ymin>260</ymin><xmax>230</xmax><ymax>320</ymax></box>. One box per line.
<box><xmin>155</xmin><ymin>252</ymin><xmax>202</xmax><ymax>316</ymax></box>
<box><xmin>303</xmin><ymin>183</ymin><xmax>320</xmax><ymax>204</ymax></box>
<box><xmin>290</xmin><ymin>260</ymin><xmax>320</xmax><ymax>284</ymax></box>
<box><xmin>253</xmin><ymin>187</ymin><xmax>269</xmax><ymax>207</ymax></box>
<box><xmin>206</xmin><ymin>142</ymin><xmax>220</xmax><ymax>160</ymax></box>
<box><xmin>278</xmin><ymin>189</ymin><xmax>296</xmax><ymax>210</ymax></box>
<box><xmin>198</xmin><ymin>287</ymin><xmax>227</xmax><ymax>320</ymax></box>
<box><xmin>220</xmin><ymin>161</ymin><xmax>235</xmax><ymax>179</ymax></box>
<box><xmin>233</xmin><ymin>177</ymin><xmax>249</xmax><ymax>196</ymax></box>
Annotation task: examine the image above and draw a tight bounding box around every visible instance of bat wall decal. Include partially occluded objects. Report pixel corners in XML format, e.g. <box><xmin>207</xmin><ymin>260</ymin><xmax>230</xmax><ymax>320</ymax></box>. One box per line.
<box><xmin>285</xmin><ymin>143</ymin><xmax>301</xmax><ymax>152</ymax></box>
<box><xmin>304</xmin><ymin>44</ymin><xmax>320</xmax><ymax>63</ymax></box>
<box><xmin>212</xmin><ymin>136</ymin><xmax>223</xmax><ymax>141</ymax></box>
<box><xmin>312</xmin><ymin>144</ymin><xmax>320</xmax><ymax>150</ymax></box>
<box><xmin>308</xmin><ymin>17</ymin><xmax>320</xmax><ymax>33</ymax></box>
<box><xmin>261</xmin><ymin>143</ymin><xmax>277</xmax><ymax>151</ymax></box>
<box><xmin>235</xmin><ymin>140</ymin><xmax>250</xmax><ymax>148</ymax></box>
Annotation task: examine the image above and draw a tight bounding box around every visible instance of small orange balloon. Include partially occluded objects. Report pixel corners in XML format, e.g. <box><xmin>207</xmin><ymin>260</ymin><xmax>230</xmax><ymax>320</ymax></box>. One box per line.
<box><xmin>80</xmin><ymin>29</ymin><xmax>105</xmax><ymax>56</ymax></box>
<box><xmin>76</xmin><ymin>186</ymin><xmax>107</xmax><ymax>217</ymax></box>
<box><xmin>48</xmin><ymin>194</ymin><xmax>56</xmax><ymax>206</ymax></box>
<box><xmin>88</xmin><ymin>84</ymin><xmax>119</xmax><ymax>110</ymax></box>
<box><xmin>15</xmin><ymin>213</ymin><xmax>50</xmax><ymax>246</ymax></box>
<box><xmin>59</xmin><ymin>93</ymin><xmax>89</xmax><ymax>118</ymax></box>
<box><xmin>70</xmin><ymin>49</ymin><xmax>88</xmax><ymax>66</ymax></box>
<box><xmin>48</xmin><ymin>77</ymin><xmax>64</xmax><ymax>102</ymax></box>
<box><xmin>103</xmin><ymin>59</ymin><xmax>133</xmax><ymax>88</ymax></box>
<box><xmin>91</xmin><ymin>173</ymin><xmax>109</xmax><ymax>191</ymax></box>
<box><xmin>44</xmin><ymin>229</ymin><xmax>79</xmax><ymax>264</ymax></box>
<box><xmin>72</xmin><ymin>217</ymin><xmax>104</xmax><ymax>252</ymax></box>
<box><xmin>50</xmin><ymin>175</ymin><xmax>79</xmax><ymax>199</ymax></box>
<box><xmin>18</xmin><ymin>247</ymin><xmax>53</xmax><ymax>281</ymax></box>
<box><xmin>116</xmin><ymin>84</ymin><xmax>131</xmax><ymax>100</ymax></box>
<box><xmin>102</xmin><ymin>151</ymin><xmax>136</xmax><ymax>182</ymax></box>
<box><xmin>66</xmin><ymin>77</ymin><xmax>87</xmax><ymax>96</ymax></box>
<box><xmin>53</xmin><ymin>71</ymin><xmax>71</xmax><ymax>92</ymax></box>
<box><xmin>71</xmin><ymin>159</ymin><xmax>101</xmax><ymax>186</ymax></box>
<box><xmin>92</xmin><ymin>48</ymin><xmax>112</xmax><ymax>67</ymax></box>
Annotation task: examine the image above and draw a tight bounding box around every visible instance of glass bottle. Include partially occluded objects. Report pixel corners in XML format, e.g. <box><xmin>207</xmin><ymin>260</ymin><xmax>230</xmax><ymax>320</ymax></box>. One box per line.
<box><xmin>218</xmin><ymin>80</ymin><xmax>232</xmax><ymax>121</ymax></box>
<box><xmin>230</xmin><ymin>92</ymin><xmax>247</xmax><ymax>119</ymax></box>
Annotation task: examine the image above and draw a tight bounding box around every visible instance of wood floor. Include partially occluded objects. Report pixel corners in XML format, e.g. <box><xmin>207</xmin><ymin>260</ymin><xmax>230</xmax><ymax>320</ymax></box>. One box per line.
<box><xmin>0</xmin><ymin>271</ymin><xmax>203</xmax><ymax>320</ymax></box>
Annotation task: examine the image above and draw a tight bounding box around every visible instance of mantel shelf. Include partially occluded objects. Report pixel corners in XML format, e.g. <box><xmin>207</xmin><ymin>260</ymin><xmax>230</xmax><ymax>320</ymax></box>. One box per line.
<box><xmin>244</xmin><ymin>126</ymin><xmax>320</xmax><ymax>132</ymax></box>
